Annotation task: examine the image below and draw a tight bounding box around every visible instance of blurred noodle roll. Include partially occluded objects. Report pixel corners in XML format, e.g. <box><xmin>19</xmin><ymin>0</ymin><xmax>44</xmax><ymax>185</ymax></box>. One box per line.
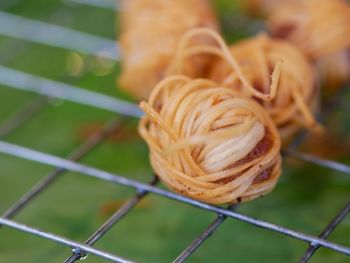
<box><xmin>118</xmin><ymin>0</ymin><xmax>219</xmax><ymax>100</ymax></box>
<box><xmin>209</xmin><ymin>34</ymin><xmax>320</xmax><ymax>143</ymax></box>
<box><xmin>267</xmin><ymin>0</ymin><xmax>350</xmax><ymax>90</ymax></box>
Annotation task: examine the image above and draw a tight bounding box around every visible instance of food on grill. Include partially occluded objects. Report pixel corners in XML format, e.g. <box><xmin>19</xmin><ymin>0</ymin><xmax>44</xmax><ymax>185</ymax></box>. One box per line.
<box><xmin>209</xmin><ymin>33</ymin><xmax>320</xmax><ymax>143</ymax></box>
<box><xmin>138</xmin><ymin>75</ymin><xmax>282</xmax><ymax>204</ymax></box>
<box><xmin>118</xmin><ymin>0</ymin><xmax>219</xmax><ymax>100</ymax></box>
<box><xmin>267</xmin><ymin>0</ymin><xmax>350</xmax><ymax>91</ymax></box>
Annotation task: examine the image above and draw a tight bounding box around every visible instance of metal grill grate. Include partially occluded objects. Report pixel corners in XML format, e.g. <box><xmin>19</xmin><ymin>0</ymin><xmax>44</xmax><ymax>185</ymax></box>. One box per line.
<box><xmin>0</xmin><ymin>1</ymin><xmax>349</xmax><ymax>262</ymax></box>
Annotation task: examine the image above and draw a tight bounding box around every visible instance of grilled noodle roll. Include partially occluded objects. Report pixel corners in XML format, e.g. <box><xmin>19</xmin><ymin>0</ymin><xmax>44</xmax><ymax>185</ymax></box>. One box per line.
<box><xmin>267</xmin><ymin>0</ymin><xmax>350</xmax><ymax>90</ymax></box>
<box><xmin>139</xmin><ymin>75</ymin><xmax>282</xmax><ymax>204</ymax></box>
<box><xmin>267</xmin><ymin>0</ymin><xmax>350</xmax><ymax>59</ymax></box>
<box><xmin>209</xmin><ymin>34</ymin><xmax>320</xmax><ymax>143</ymax></box>
<box><xmin>118</xmin><ymin>0</ymin><xmax>219</xmax><ymax>100</ymax></box>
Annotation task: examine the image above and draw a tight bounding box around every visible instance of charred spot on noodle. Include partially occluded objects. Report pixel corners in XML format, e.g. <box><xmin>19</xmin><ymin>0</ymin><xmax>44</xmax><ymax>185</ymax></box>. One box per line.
<box><xmin>253</xmin><ymin>166</ymin><xmax>273</xmax><ymax>184</ymax></box>
<box><xmin>216</xmin><ymin>131</ymin><xmax>273</xmax><ymax>185</ymax></box>
<box><xmin>273</xmin><ymin>23</ymin><xmax>296</xmax><ymax>39</ymax></box>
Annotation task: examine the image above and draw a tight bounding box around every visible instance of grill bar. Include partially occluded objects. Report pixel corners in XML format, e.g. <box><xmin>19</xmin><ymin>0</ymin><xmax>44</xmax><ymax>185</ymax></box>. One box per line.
<box><xmin>284</xmin><ymin>149</ymin><xmax>350</xmax><ymax>176</ymax></box>
<box><xmin>174</xmin><ymin>205</ymin><xmax>236</xmax><ymax>263</ymax></box>
<box><xmin>0</xmin><ymin>11</ymin><xmax>119</xmax><ymax>60</ymax></box>
<box><xmin>0</xmin><ymin>96</ymin><xmax>48</xmax><ymax>138</ymax></box>
<box><xmin>0</xmin><ymin>66</ymin><xmax>143</xmax><ymax>118</ymax></box>
<box><xmin>1</xmin><ymin>117</ymin><xmax>125</xmax><ymax>219</ymax></box>
<box><xmin>0</xmin><ymin>141</ymin><xmax>349</xmax><ymax>256</ymax></box>
<box><xmin>0</xmin><ymin>217</ymin><xmax>134</xmax><ymax>263</ymax></box>
<box><xmin>299</xmin><ymin>201</ymin><xmax>350</xmax><ymax>263</ymax></box>
<box><xmin>64</xmin><ymin>177</ymin><xmax>158</xmax><ymax>263</ymax></box>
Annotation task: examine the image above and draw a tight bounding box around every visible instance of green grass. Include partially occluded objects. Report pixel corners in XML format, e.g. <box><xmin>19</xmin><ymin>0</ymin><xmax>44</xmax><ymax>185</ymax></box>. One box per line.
<box><xmin>0</xmin><ymin>1</ymin><xmax>349</xmax><ymax>262</ymax></box>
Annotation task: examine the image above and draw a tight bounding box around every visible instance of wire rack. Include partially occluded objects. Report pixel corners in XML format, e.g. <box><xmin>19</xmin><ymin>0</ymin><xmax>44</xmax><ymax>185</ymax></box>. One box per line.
<box><xmin>0</xmin><ymin>1</ymin><xmax>349</xmax><ymax>262</ymax></box>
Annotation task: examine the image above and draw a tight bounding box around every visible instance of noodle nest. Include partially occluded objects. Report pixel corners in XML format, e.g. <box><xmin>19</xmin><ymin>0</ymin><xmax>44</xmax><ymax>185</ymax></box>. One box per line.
<box><xmin>139</xmin><ymin>75</ymin><xmax>282</xmax><ymax>204</ymax></box>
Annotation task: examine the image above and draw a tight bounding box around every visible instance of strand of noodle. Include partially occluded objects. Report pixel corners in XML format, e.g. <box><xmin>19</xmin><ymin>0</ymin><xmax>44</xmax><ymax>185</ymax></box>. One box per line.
<box><xmin>169</xmin><ymin>28</ymin><xmax>281</xmax><ymax>101</ymax></box>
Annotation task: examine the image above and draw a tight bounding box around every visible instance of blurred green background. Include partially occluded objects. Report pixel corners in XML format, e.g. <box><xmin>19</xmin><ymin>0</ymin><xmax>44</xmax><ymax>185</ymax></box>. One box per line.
<box><xmin>0</xmin><ymin>0</ymin><xmax>349</xmax><ymax>262</ymax></box>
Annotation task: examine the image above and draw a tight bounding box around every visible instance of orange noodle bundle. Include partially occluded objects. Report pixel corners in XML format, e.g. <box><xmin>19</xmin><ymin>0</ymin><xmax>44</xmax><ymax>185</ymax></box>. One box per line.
<box><xmin>118</xmin><ymin>0</ymin><xmax>219</xmax><ymax>100</ymax></box>
<box><xmin>139</xmin><ymin>75</ymin><xmax>281</xmax><ymax>204</ymax></box>
<box><xmin>169</xmin><ymin>28</ymin><xmax>320</xmax><ymax>143</ymax></box>
<box><xmin>210</xmin><ymin>34</ymin><xmax>320</xmax><ymax>143</ymax></box>
<box><xmin>267</xmin><ymin>0</ymin><xmax>350</xmax><ymax>90</ymax></box>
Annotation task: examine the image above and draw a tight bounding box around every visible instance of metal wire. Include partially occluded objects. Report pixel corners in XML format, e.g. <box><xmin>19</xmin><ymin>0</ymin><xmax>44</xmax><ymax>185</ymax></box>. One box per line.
<box><xmin>0</xmin><ymin>74</ymin><xmax>135</xmax><ymax>262</ymax></box>
<box><xmin>0</xmin><ymin>100</ymin><xmax>133</xmax><ymax>262</ymax></box>
<box><xmin>0</xmin><ymin>141</ymin><xmax>349</xmax><ymax>257</ymax></box>
<box><xmin>299</xmin><ymin>201</ymin><xmax>350</xmax><ymax>263</ymax></box>
<box><xmin>174</xmin><ymin>205</ymin><xmax>236</xmax><ymax>263</ymax></box>
<box><xmin>0</xmin><ymin>96</ymin><xmax>48</xmax><ymax>138</ymax></box>
<box><xmin>64</xmin><ymin>177</ymin><xmax>158</xmax><ymax>263</ymax></box>
<box><xmin>1</xmin><ymin>117</ymin><xmax>125</xmax><ymax>219</ymax></box>
<box><xmin>0</xmin><ymin>65</ymin><xmax>143</xmax><ymax>118</ymax></box>
<box><xmin>284</xmin><ymin>149</ymin><xmax>350</xmax><ymax>176</ymax></box>
<box><xmin>0</xmin><ymin>218</ymin><xmax>134</xmax><ymax>263</ymax></box>
<box><xmin>0</xmin><ymin>11</ymin><xmax>119</xmax><ymax>60</ymax></box>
